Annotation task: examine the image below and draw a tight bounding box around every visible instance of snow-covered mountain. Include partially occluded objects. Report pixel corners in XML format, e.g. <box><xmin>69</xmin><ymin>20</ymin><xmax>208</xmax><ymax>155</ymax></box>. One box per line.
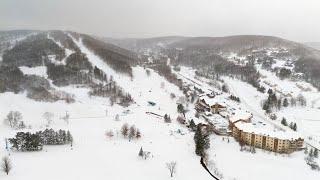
<box><xmin>305</xmin><ymin>42</ymin><xmax>320</xmax><ymax>50</ymax></box>
<box><xmin>1</xmin><ymin>30</ymin><xmax>320</xmax><ymax>180</ymax></box>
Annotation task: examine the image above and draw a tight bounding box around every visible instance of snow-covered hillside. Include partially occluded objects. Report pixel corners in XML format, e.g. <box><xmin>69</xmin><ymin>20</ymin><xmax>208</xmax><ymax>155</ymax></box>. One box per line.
<box><xmin>1</xmin><ymin>32</ymin><xmax>320</xmax><ymax>180</ymax></box>
<box><xmin>0</xmin><ymin>33</ymin><xmax>210</xmax><ymax>180</ymax></box>
<box><xmin>0</xmin><ymin>68</ymin><xmax>209</xmax><ymax>179</ymax></box>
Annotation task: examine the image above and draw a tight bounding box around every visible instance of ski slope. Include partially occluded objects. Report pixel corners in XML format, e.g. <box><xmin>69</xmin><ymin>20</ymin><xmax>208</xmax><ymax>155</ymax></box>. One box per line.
<box><xmin>0</xmin><ymin>37</ymin><xmax>211</xmax><ymax>180</ymax></box>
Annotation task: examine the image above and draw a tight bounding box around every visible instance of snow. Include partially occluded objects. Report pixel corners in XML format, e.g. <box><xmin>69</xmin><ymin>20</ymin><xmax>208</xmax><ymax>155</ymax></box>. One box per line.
<box><xmin>47</xmin><ymin>34</ymin><xmax>74</xmax><ymax>65</ymax></box>
<box><xmin>173</xmin><ymin>66</ymin><xmax>319</xmax><ymax>180</ymax></box>
<box><xmin>234</xmin><ymin>121</ymin><xmax>301</xmax><ymax>139</ymax></box>
<box><xmin>199</xmin><ymin>96</ymin><xmax>227</xmax><ymax>107</ymax></box>
<box><xmin>0</xmin><ymin>71</ymin><xmax>210</xmax><ymax>180</ymax></box>
<box><xmin>0</xmin><ymin>37</ymin><xmax>212</xmax><ymax>180</ymax></box>
<box><xmin>209</xmin><ymin>136</ymin><xmax>319</xmax><ymax>180</ymax></box>
<box><xmin>229</xmin><ymin>111</ymin><xmax>252</xmax><ymax>123</ymax></box>
<box><xmin>19</xmin><ymin>66</ymin><xmax>48</xmax><ymax>78</ymax></box>
<box><xmin>258</xmin><ymin>65</ymin><xmax>318</xmax><ymax>98</ymax></box>
<box><xmin>1</xmin><ymin>37</ymin><xmax>319</xmax><ymax>180</ymax></box>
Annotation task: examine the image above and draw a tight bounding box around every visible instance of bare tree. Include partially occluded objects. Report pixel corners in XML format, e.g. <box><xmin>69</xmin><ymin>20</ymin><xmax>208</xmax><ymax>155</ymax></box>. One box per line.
<box><xmin>43</xmin><ymin>112</ymin><xmax>54</xmax><ymax>127</ymax></box>
<box><xmin>105</xmin><ymin>130</ymin><xmax>114</xmax><ymax>138</ymax></box>
<box><xmin>170</xmin><ymin>93</ymin><xmax>176</xmax><ymax>100</ymax></box>
<box><xmin>136</xmin><ymin>129</ymin><xmax>141</xmax><ymax>139</ymax></box>
<box><xmin>4</xmin><ymin>111</ymin><xmax>22</xmax><ymax>128</ymax></box>
<box><xmin>166</xmin><ymin>161</ymin><xmax>177</xmax><ymax>177</ymax></box>
<box><xmin>62</xmin><ymin>111</ymin><xmax>70</xmax><ymax>124</ymax></box>
<box><xmin>114</xmin><ymin>114</ymin><xmax>120</xmax><ymax>121</ymax></box>
<box><xmin>176</xmin><ymin>115</ymin><xmax>186</xmax><ymax>125</ymax></box>
<box><xmin>121</xmin><ymin>123</ymin><xmax>129</xmax><ymax>137</ymax></box>
<box><xmin>1</xmin><ymin>156</ymin><xmax>12</xmax><ymax>175</ymax></box>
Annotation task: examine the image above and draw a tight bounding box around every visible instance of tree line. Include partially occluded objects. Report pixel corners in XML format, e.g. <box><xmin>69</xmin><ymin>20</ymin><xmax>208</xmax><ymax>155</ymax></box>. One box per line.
<box><xmin>8</xmin><ymin>129</ymin><xmax>73</xmax><ymax>152</ymax></box>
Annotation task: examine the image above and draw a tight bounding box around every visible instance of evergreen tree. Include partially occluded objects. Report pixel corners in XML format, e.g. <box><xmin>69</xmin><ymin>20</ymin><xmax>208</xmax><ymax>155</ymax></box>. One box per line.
<box><xmin>194</xmin><ymin>125</ymin><xmax>210</xmax><ymax>157</ymax></box>
<box><xmin>283</xmin><ymin>98</ymin><xmax>289</xmax><ymax>107</ymax></box>
<box><xmin>277</xmin><ymin>99</ymin><xmax>282</xmax><ymax>110</ymax></box>
<box><xmin>164</xmin><ymin>114</ymin><xmax>171</xmax><ymax>123</ymax></box>
<box><xmin>189</xmin><ymin>119</ymin><xmax>196</xmax><ymax>131</ymax></box>
<box><xmin>290</xmin><ymin>98</ymin><xmax>297</xmax><ymax>107</ymax></box>
<box><xmin>67</xmin><ymin>130</ymin><xmax>73</xmax><ymax>144</ymax></box>
<box><xmin>292</xmin><ymin>123</ymin><xmax>297</xmax><ymax>131</ymax></box>
<box><xmin>281</xmin><ymin>118</ymin><xmax>288</xmax><ymax>126</ymax></box>
<box><xmin>222</xmin><ymin>84</ymin><xmax>229</xmax><ymax>92</ymax></box>
<box><xmin>263</xmin><ymin>102</ymin><xmax>271</xmax><ymax>114</ymax></box>
<box><xmin>289</xmin><ymin>122</ymin><xmax>294</xmax><ymax>129</ymax></box>
<box><xmin>138</xmin><ymin>147</ymin><xmax>144</xmax><ymax>157</ymax></box>
<box><xmin>8</xmin><ymin>132</ymin><xmax>43</xmax><ymax>151</ymax></box>
<box><xmin>314</xmin><ymin>149</ymin><xmax>318</xmax><ymax>158</ymax></box>
<box><xmin>177</xmin><ymin>104</ymin><xmax>185</xmax><ymax>116</ymax></box>
<box><xmin>309</xmin><ymin>149</ymin><xmax>314</xmax><ymax>158</ymax></box>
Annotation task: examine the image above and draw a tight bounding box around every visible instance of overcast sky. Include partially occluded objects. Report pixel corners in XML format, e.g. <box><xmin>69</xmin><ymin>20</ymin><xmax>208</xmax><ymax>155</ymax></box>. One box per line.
<box><xmin>1</xmin><ymin>0</ymin><xmax>319</xmax><ymax>42</ymax></box>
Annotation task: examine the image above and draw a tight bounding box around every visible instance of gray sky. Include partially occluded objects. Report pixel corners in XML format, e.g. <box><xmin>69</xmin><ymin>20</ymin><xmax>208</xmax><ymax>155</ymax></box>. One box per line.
<box><xmin>1</xmin><ymin>0</ymin><xmax>319</xmax><ymax>42</ymax></box>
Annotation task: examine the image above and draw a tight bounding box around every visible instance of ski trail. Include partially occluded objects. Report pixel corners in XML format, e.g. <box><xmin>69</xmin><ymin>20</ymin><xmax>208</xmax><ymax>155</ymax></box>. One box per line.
<box><xmin>69</xmin><ymin>34</ymin><xmax>184</xmax><ymax>114</ymax></box>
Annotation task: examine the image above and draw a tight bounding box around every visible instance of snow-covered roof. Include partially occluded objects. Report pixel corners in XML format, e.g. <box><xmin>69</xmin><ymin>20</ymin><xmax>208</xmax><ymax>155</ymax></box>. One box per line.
<box><xmin>229</xmin><ymin>111</ymin><xmax>253</xmax><ymax>123</ymax></box>
<box><xmin>234</xmin><ymin>121</ymin><xmax>301</xmax><ymax>140</ymax></box>
<box><xmin>203</xmin><ymin>114</ymin><xmax>228</xmax><ymax>128</ymax></box>
<box><xmin>199</xmin><ymin>96</ymin><xmax>227</xmax><ymax>107</ymax></box>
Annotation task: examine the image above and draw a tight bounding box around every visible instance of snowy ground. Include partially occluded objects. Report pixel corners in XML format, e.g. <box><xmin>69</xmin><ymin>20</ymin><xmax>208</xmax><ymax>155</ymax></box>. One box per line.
<box><xmin>1</xmin><ymin>37</ymin><xmax>319</xmax><ymax>180</ymax></box>
<box><xmin>209</xmin><ymin>135</ymin><xmax>320</xmax><ymax>180</ymax></box>
<box><xmin>224</xmin><ymin>51</ymin><xmax>320</xmax><ymax>149</ymax></box>
<box><xmin>174</xmin><ymin>66</ymin><xmax>320</xmax><ymax>180</ymax></box>
<box><xmin>0</xmin><ymin>37</ymin><xmax>212</xmax><ymax>179</ymax></box>
<box><xmin>19</xmin><ymin>66</ymin><xmax>48</xmax><ymax>78</ymax></box>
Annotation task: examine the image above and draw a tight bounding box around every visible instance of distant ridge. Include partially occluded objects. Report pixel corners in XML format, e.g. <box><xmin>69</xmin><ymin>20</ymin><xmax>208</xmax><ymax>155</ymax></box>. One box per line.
<box><xmin>102</xmin><ymin>35</ymin><xmax>320</xmax><ymax>58</ymax></box>
<box><xmin>305</xmin><ymin>42</ymin><xmax>320</xmax><ymax>50</ymax></box>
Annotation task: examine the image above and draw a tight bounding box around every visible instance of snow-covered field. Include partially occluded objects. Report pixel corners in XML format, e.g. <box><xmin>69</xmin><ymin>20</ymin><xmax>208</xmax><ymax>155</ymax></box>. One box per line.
<box><xmin>209</xmin><ymin>136</ymin><xmax>319</xmax><ymax>180</ymax></box>
<box><xmin>0</xmin><ymin>37</ymin><xmax>211</xmax><ymax>180</ymax></box>
<box><xmin>0</xmin><ymin>67</ymin><xmax>212</xmax><ymax>180</ymax></box>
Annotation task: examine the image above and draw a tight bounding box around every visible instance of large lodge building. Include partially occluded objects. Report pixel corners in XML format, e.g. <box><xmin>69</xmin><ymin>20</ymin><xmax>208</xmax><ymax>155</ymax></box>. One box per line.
<box><xmin>229</xmin><ymin>114</ymin><xmax>304</xmax><ymax>153</ymax></box>
<box><xmin>196</xmin><ymin>95</ymin><xmax>227</xmax><ymax>114</ymax></box>
<box><xmin>195</xmin><ymin>90</ymin><xmax>304</xmax><ymax>153</ymax></box>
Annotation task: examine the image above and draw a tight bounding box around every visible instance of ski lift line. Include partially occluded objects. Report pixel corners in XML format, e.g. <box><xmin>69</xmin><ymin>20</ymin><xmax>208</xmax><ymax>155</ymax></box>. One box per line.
<box><xmin>177</xmin><ymin>72</ymin><xmax>214</xmax><ymax>93</ymax></box>
<box><xmin>177</xmin><ymin>73</ymin><xmax>202</xmax><ymax>87</ymax></box>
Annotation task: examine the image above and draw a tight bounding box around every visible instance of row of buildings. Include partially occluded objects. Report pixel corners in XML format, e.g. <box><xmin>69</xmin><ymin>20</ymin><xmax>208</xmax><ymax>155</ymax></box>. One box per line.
<box><xmin>196</xmin><ymin>92</ymin><xmax>304</xmax><ymax>153</ymax></box>
<box><xmin>229</xmin><ymin>113</ymin><xmax>304</xmax><ymax>153</ymax></box>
